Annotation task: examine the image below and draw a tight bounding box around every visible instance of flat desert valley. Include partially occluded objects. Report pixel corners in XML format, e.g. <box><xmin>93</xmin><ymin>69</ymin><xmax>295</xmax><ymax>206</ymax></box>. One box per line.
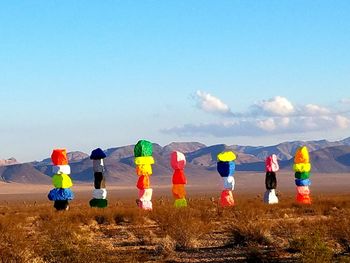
<box><xmin>0</xmin><ymin>171</ymin><xmax>348</xmax><ymax>201</ymax></box>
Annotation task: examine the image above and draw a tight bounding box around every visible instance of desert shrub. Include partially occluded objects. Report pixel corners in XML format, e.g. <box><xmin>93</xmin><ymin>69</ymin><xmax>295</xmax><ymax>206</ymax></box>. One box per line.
<box><xmin>228</xmin><ymin>219</ymin><xmax>273</xmax><ymax>247</ymax></box>
<box><xmin>65</xmin><ymin>209</ymin><xmax>97</xmax><ymax>225</ymax></box>
<box><xmin>113</xmin><ymin>207</ymin><xmax>143</xmax><ymax>224</ymax></box>
<box><xmin>94</xmin><ymin>214</ymin><xmax>111</xmax><ymax>224</ymax></box>
<box><xmin>34</xmin><ymin>211</ymin><xmax>111</xmax><ymax>263</ymax></box>
<box><xmin>245</xmin><ymin>245</ymin><xmax>271</xmax><ymax>263</ymax></box>
<box><xmin>0</xmin><ymin>216</ymin><xmax>33</xmax><ymax>262</ymax></box>
<box><xmin>289</xmin><ymin>231</ymin><xmax>333</xmax><ymax>263</ymax></box>
<box><xmin>329</xmin><ymin>212</ymin><xmax>350</xmax><ymax>253</ymax></box>
<box><xmin>58</xmin><ymin>205</ymin><xmax>143</xmax><ymax>226</ymax></box>
<box><xmin>154</xmin><ymin>234</ymin><xmax>176</xmax><ymax>255</ymax></box>
<box><xmin>38</xmin><ymin>211</ymin><xmax>55</xmax><ymax>222</ymax></box>
<box><xmin>314</xmin><ymin>198</ymin><xmax>341</xmax><ymax>216</ymax></box>
<box><xmin>151</xmin><ymin>206</ymin><xmax>213</xmax><ymax>249</ymax></box>
<box><xmin>222</xmin><ymin>199</ymin><xmax>274</xmax><ymax>247</ymax></box>
<box><xmin>292</xmin><ymin>204</ymin><xmax>317</xmax><ymax>216</ymax></box>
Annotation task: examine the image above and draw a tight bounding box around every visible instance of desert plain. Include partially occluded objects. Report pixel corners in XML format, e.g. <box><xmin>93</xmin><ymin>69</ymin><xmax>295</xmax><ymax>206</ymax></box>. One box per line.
<box><xmin>0</xmin><ymin>172</ymin><xmax>349</xmax><ymax>262</ymax></box>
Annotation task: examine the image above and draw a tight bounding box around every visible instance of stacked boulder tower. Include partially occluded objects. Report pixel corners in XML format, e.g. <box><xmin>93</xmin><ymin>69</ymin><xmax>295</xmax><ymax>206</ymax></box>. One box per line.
<box><xmin>48</xmin><ymin>149</ymin><xmax>74</xmax><ymax>210</ymax></box>
<box><xmin>89</xmin><ymin>148</ymin><xmax>108</xmax><ymax>208</ymax></box>
<box><xmin>294</xmin><ymin>146</ymin><xmax>312</xmax><ymax>204</ymax></box>
<box><xmin>217</xmin><ymin>151</ymin><xmax>236</xmax><ymax>207</ymax></box>
<box><xmin>134</xmin><ymin>140</ymin><xmax>154</xmax><ymax>210</ymax></box>
<box><xmin>170</xmin><ymin>151</ymin><xmax>188</xmax><ymax>208</ymax></box>
<box><xmin>264</xmin><ymin>154</ymin><xmax>279</xmax><ymax>204</ymax></box>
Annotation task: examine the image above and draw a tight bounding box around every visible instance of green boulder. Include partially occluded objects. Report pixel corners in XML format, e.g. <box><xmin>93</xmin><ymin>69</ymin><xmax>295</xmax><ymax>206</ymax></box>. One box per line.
<box><xmin>294</xmin><ymin>172</ymin><xmax>310</xmax><ymax>180</ymax></box>
<box><xmin>134</xmin><ymin>140</ymin><xmax>153</xmax><ymax>157</ymax></box>
<box><xmin>89</xmin><ymin>198</ymin><xmax>108</xmax><ymax>208</ymax></box>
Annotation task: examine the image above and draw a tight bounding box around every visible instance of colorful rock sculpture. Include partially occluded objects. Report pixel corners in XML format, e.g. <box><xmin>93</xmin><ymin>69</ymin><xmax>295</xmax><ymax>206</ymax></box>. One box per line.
<box><xmin>171</xmin><ymin>151</ymin><xmax>187</xmax><ymax>207</ymax></box>
<box><xmin>89</xmin><ymin>148</ymin><xmax>108</xmax><ymax>208</ymax></box>
<box><xmin>217</xmin><ymin>151</ymin><xmax>236</xmax><ymax>207</ymax></box>
<box><xmin>294</xmin><ymin>146</ymin><xmax>312</xmax><ymax>204</ymax></box>
<box><xmin>134</xmin><ymin>140</ymin><xmax>154</xmax><ymax>210</ymax></box>
<box><xmin>48</xmin><ymin>149</ymin><xmax>74</xmax><ymax>210</ymax></box>
<box><xmin>264</xmin><ymin>154</ymin><xmax>279</xmax><ymax>204</ymax></box>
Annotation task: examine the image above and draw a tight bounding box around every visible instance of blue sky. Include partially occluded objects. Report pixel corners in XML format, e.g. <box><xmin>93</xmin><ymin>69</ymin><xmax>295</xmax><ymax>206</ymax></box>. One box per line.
<box><xmin>0</xmin><ymin>1</ymin><xmax>349</xmax><ymax>162</ymax></box>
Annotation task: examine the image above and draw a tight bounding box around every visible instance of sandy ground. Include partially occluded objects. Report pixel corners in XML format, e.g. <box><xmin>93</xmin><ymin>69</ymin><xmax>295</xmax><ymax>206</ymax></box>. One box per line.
<box><xmin>0</xmin><ymin>172</ymin><xmax>349</xmax><ymax>202</ymax></box>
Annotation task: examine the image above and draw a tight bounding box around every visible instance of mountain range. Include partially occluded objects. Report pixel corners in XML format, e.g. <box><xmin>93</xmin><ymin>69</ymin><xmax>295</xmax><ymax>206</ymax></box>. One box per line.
<box><xmin>1</xmin><ymin>138</ymin><xmax>350</xmax><ymax>184</ymax></box>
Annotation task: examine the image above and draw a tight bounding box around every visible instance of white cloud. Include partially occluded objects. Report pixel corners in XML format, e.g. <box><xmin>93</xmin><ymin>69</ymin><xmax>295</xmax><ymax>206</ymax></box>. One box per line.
<box><xmin>254</xmin><ymin>96</ymin><xmax>295</xmax><ymax>116</ymax></box>
<box><xmin>280</xmin><ymin>117</ymin><xmax>290</xmax><ymax>128</ymax></box>
<box><xmin>335</xmin><ymin>115</ymin><xmax>350</xmax><ymax>129</ymax></box>
<box><xmin>251</xmin><ymin>99</ymin><xmax>332</xmax><ymax>118</ymax></box>
<box><xmin>195</xmin><ymin>90</ymin><xmax>232</xmax><ymax>116</ymax></box>
<box><xmin>303</xmin><ymin>104</ymin><xmax>330</xmax><ymax>115</ymax></box>
<box><xmin>256</xmin><ymin>118</ymin><xmax>276</xmax><ymax>131</ymax></box>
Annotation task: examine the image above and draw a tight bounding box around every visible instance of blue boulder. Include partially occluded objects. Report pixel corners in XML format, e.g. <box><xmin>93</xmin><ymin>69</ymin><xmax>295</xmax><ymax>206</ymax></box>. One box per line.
<box><xmin>217</xmin><ymin>161</ymin><xmax>235</xmax><ymax>177</ymax></box>
<box><xmin>90</xmin><ymin>148</ymin><xmax>106</xmax><ymax>160</ymax></box>
<box><xmin>295</xmin><ymin>178</ymin><xmax>311</xmax><ymax>186</ymax></box>
<box><xmin>48</xmin><ymin>188</ymin><xmax>74</xmax><ymax>201</ymax></box>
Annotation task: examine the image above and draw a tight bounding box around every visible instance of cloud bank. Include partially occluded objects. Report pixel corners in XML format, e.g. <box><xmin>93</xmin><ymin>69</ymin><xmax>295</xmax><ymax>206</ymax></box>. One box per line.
<box><xmin>162</xmin><ymin>92</ymin><xmax>350</xmax><ymax>137</ymax></box>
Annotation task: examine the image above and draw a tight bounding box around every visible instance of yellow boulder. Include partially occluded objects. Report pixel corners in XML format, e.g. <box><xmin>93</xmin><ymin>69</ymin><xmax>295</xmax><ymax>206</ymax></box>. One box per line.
<box><xmin>52</xmin><ymin>174</ymin><xmax>73</xmax><ymax>188</ymax></box>
<box><xmin>217</xmin><ymin>151</ymin><xmax>236</xmax><ymax>162</ymax></box>
<box><xmin>135</xmin><ymin>156</ymin><xmax>155</xmax><ymax>165</ymax></box>
<box><xmin>293</xmin><ymin>163</ymin><xmax>311</xmax><ymax>173</ymax></box>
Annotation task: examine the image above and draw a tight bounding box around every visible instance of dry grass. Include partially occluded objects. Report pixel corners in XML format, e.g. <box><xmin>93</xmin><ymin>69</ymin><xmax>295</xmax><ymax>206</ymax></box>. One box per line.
<box><xmin>0</xmin><ymin>195</ymin><xmax>350</xmax><ymax>262</ymax></box>
<box><xmin>151</xmin><ymin>204</ymin><xmax>214</xmax><ymax>249</ymax></box>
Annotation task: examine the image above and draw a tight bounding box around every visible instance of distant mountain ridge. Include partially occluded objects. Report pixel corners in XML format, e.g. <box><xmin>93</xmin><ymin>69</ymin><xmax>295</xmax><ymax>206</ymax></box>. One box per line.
<box><xmin>1</xmin><ymin>138</ymin><xmax>350</xmax><ymax>184</ymax></box>
<box><xmin>0</xmin><ymin>157</ymin><xmax>18</xmax><ymax>167</ymax></box>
